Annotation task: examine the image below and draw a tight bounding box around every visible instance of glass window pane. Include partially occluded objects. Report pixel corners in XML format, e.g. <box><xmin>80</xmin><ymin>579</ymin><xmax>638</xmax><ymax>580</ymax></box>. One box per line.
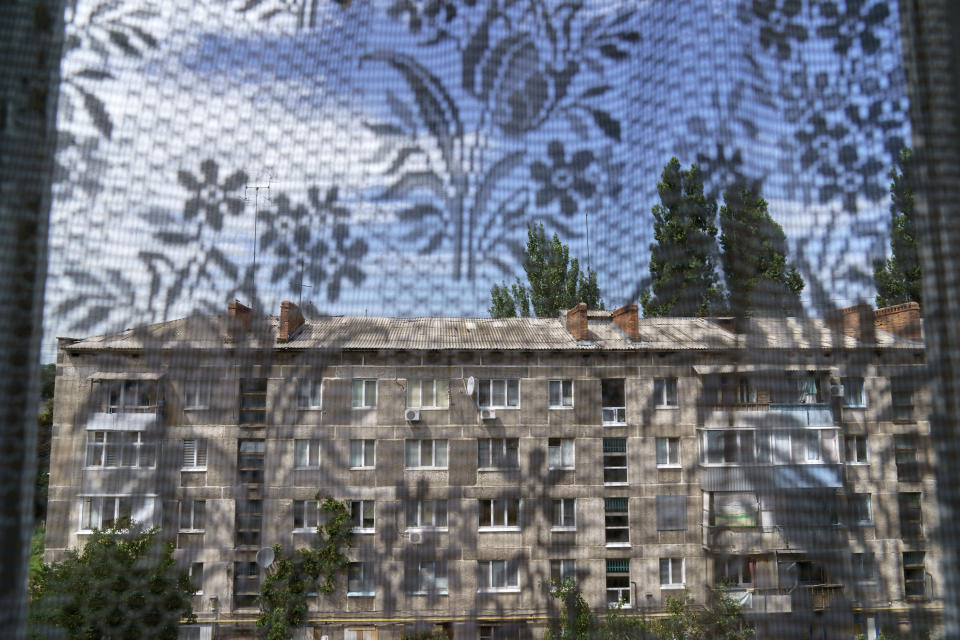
<box><xmin>422</xmin><ymin>380</ymin><xmax>434</xmax><ymax>407</ymax></box>
<box><xmin>352</xmin><ymin>380</ymin><xmax>362</xmax><ymax>407</ymax></box>
<box><xmin>492</xmin><ymin>380</ymin><xmax>506</xmax><ymax>406</ymax></box>
<box><xmin>407</xmin><ymin>381</ymin><xmax>419</xmax><ymax>407</ymax></box>
<box><xmin>295</xmin><ymin>440</ymin><xmax>309</xmax><ymax>467</ymax></box>
<box><xmin>507</xmin><ymin>380</ymin><xmax>519</xmax><ymax>406</ymax></box>
<box><xmin>436</xmin><ymin>379</ymin><xmax>449</xmax><ymax>407</ymax></box>
<box><xmin>405</xmin><ymin>440</ymin><xmax>418</xmax><ymax>466</ymax></box>
<box><xmin>549</xmin><ymin>381</ymin><xmax>560</xmax><ymax>407</ymax></box>
<box><xmin>436</xmin><ymin>441</ymin><xmax>447</xmax><ymax>467</ymax></box>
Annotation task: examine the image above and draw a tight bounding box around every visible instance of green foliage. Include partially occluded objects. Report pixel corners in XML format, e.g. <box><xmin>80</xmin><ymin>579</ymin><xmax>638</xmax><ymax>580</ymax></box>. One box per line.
<box><xmin>400</xmin><ymin>630</ymin><xmax>450</xmax><ymax>640</ymax></box>
<box><xmin>720</xmin><ymin>185</ymin><xmax>804</xmax><ymax>318</ymax></box>
<box><xmin>28</xmin><ymin>524</ymin><xmax>45</xmax><ymax>585</ymax></box>
<box><xmin>874</xmin><ymin>148</ymin><xmax>922</xmax><ymax>307</ymax></box>
<box><xmin>698</xmin><ymin>586</ymin><xmax>754</xmax><ymax>640</ymax></box>
<box><xmin>546</xmin><ymin>578</ymin><xmax>595</xmax><ymax>640</ymax></box>
<box><xmin>490</xmin><ymin>223</ymin><xmax>604</xmax><ymax>318</ymax></box>
<box><xmin>642</xmin><ymin>157</ymin><xmax>725</xmax><ymax>317</ymax></box>
<box><xmin>28</xmin><ymin>525</ymin><xmax>195</xmax><ymax>640</ymax></box>
<box><xmin>35</xmin><ymin>396</ymin><xmax>52</xmax><ymax>522</ymax></box>
<box><xmin>257</xmin><ymin>496</ymin><xmax>352</xmax><ymax>640</ymax></box>
<box><xmin>39</xmin><ymin>363</ymin><xmax>56</xmax><ymax>400</ymax></box>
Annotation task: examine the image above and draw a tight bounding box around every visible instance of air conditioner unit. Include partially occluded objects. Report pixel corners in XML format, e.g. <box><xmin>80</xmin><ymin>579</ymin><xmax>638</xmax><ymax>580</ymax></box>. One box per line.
<box><xmin>405</xmin><ymin>408</ymin><xmax>421</xmax><ymax>422</ymax></box>
<box><xmin>480</xmin><ymin>408</ymin><xmax>496</xmax><ymax>420</ymax></box>
<box><xmin>409</xmin><ymin>531</ymin><xmax>424</xmax><ymax>544</ymax></box>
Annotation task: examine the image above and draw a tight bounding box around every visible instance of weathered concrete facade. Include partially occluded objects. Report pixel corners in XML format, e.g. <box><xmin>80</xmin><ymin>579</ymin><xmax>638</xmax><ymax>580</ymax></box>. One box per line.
<box><xmin>45</xmin><ymin>302</ymin><xmax>941</xmax><ymax>639</ymax></box>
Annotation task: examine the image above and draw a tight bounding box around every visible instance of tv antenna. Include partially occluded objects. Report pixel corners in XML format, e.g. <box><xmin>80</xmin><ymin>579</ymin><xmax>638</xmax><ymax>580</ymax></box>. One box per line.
<box><xmin>296</xmin><ymin>258</ymin><xmax>314</xmax><ymax>307</ymax></box>
<box><xmin>245</xmin><ymin>170</ymin><xmax>273</xmax><ymax>283</ymax></box>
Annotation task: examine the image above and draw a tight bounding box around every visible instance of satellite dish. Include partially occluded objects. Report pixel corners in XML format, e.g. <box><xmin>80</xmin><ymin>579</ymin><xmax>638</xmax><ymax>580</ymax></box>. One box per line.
<box><xmin>466</xmin><ymin>376</ymin><xmax>475</xmax><ymax>395</ymax></box>
<box><xmin>256</xmin><ymin>547</ymin><xmax>275</xmax><ymax>569</ymax></box>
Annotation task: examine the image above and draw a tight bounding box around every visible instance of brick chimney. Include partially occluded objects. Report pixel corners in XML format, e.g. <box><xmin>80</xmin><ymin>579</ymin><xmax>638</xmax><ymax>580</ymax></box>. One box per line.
<box><xmin>874</xmin><ymin>302</ymin><xmax>922</xmax><ymax>340</ymax></box>
<box><xmin>564</xmin><ymin>303</ymin><xmax>589</xmax><ymax>341</ymax></box>
<box><xmin>827</xmin><ymin>302</ymin><xmax>875</xmax><ymax>339</ymax></box>
<box><xmin>277</xmin><ymin>300</ymin><xmax>305</xmax><ymax>342</ymax></box>
<box><xmin>225</xmin><ymin>299</ymin><xmax>252</xmax><ymax>343</ymax></box>
<box><xmin>612</xmin><ymin>303</ymin><xmax>640</xmax><ymax>341</ymax></box>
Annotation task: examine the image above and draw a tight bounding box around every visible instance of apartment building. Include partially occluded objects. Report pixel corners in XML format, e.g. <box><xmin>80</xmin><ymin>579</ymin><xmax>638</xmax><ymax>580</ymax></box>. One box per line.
<box><xmin>44</xmin><ymin>300</ymin><xmax>941</xmax><ymax>639</ymax></box>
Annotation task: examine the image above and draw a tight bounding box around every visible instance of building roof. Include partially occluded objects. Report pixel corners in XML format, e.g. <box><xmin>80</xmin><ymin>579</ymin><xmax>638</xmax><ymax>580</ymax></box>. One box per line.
<box><xmin>61</xmin><ymin>312</ymin><xmax>920</xmax><ymax>353</ymax></box>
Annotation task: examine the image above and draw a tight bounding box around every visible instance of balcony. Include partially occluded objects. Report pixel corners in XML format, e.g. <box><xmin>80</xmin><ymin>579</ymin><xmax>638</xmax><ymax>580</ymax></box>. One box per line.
<box><xmin>702</xmin><ymin>403</ymin><xmax>833</xmax><ymax>428</ymax></box>
<box><xmin>87</xmin><ymin>409</ymin><xmax>158</xmax><ymax>431</ymax></box>
<box><xmin>704</xmin><ymin>525</ymin><xmax>787</xmax><ymax>553</ymax></box>
<box><xmin>715</xmin><ymin>588</ymin><xmax>792</xmax><ymax>614</ymax></box>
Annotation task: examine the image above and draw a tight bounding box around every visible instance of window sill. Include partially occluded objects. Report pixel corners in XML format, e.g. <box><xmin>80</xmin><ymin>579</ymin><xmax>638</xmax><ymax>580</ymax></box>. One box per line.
<box><xmin>551</xmin><ymin>527</ymin><xmax>576</xmax><ymax>533</ymax></box>
<box><xmin>660</xmin><ymin>584</ymin><xmax>686</xmax><ymax>590</ymax></box>
<box><xmin>548</xmin><ymin>466</ymin><xmax>575</xmax><ymax>472</ymax></box>
<box><xmin>352</xmin><ymin>529</ymin><xmax>375</xmax><ymax>534</ymax></box>
<box><xmin>407</xmin><ymin>406</ymin><xmax>449</xmax><ymax>411</ymax></box>
<box><xmin>477</xmin><ymin>406</ymin><xmax>520</xmax><ymax>410</ymax></box>
<box><xmin>604</xmin><ymin>482</ymin><xmax>628</xmax><ymax>487</ymax></box>
<box><xmin>347</xmin><ymin>592</ymin><xmax>375</xmax><ymax>598</ymax></box>
<box><xmin>477</xmin><ymin>588</ymin><xmax>520</xmax><ymax>594</ymax></box>
<box><xmin>405</xmin><ymin>467</ymin><xmax>448</xmax><ymax>471</ymax></box>
<box><xmin>178</xmin><ymin>529</ymin><xmax>205</xmax><ymax>534</ymax></box>
<box><xmin>183</xmin><ymin>406</ymin><xmax>211</xmax><ymax>411</ymax></box>
<box><xmin>548</xmin><ymin>406</ymin><xmax>574</xmax><ymax>410</ymax></box>
<box><xmin>293</xmin><ymin>466</ymin><xmax>321</xmax><ymax>471</ymax></box>
<box><xmin>479</xmin><ymin>527</ymin><xmax>521</xmax><ymax>533</ymax></box>
<box><xmin>349</xmin><ymin>466</ymin><xmax>375</xmax><ymax>471</ymax></box>
<box><xmin>293</xmin><ymin>528</ymin><xmax>318</xmax><ymax>534</ymax></box>
<box><xmin>297</xmin><ymin>406</ymin><xmax>323</xmax><ymax>411</ymax></box>
<box><xmin>602</xmin><ymin>422</ymin><xmax>627</xmax><ymax>427</ymax></box>
<box><xmin>655</xmin><ymin>405</ymin><xmax>679</xmax><ymax>410</ymax></box>
<box><xmin>478</xmin><ymin>467</ymin><xmax>520</xmax><ymax>472</ymax></box>
<box><xmin>405</xmin><ymin>527</ymin><xmax>448</xmax><ymax>533</ymax></box>
<box><xmin>411</xmin><ymin>591</ymin><xmax>448</xmax><ymax>596</ymax></box>
<box><xmin>656</xmin><ymin>464</ymin><xmax>681</xmax><ymax>469</ymax></box>
<box><xmin>351</xmin><ymin>406</ymin><xmax>376</xmax><ymax>410</ymax></box>
<box><xmin>181</xmin><ymin>467</ymin><xmax>207</xmax><ymax>472</ymax></box>
<box><xmin>605</xmin><ymin>542</ymin><xmax>631</xmax><ymax>548</ymax></box>
<box><xmin>845</xmin><ymin>462</ymin><xmax>869</xmax><ymax>466</ymax></box>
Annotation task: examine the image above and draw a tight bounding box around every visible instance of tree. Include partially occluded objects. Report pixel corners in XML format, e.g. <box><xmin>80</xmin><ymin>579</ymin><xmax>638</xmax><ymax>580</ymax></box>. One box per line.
<box><xmin>489</xmin><ymin>223</ymin><xmax>604</xmax><ymax>318</ymax></box>
<box><xmin>28</xmin><ymin>525</ymin><xmax>195</xmax><ymax>640</ymax></box>
<box><xmin>719</xmin><ymin>185</ymin><xmax>804</xmax><ymax>318</ymax></box>
<box><xmin>545</xmin><ymin>578</ymin><xmax>594</xmax><ymax>640</ymax></box>
<box><xmin>257</xmin><ymin>496</ymin><xmax>352</xmax><ymax>640</ymax></box>
<box><xmin>642</xmin><ymin>158</ymin><xmax>725</xmax><ymax>317</ymax></box>
<box><xmin>874</xmin><ymin>148</ymin><xmax>922</xmax><ymax>307</ymax></box>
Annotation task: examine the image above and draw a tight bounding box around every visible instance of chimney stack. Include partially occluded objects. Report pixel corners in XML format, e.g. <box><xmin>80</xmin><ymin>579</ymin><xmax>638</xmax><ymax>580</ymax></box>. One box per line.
<box><xmin>874</xmin><ymin>302</ymin><xmax>922</xmax><ymax>340</ymax></box>
<box><xmin>827</xmin><ymin>302</ymin><xmax>875</xmax><ymax>339</ymax></box>
<box><xmin>612</xmin><ymin>303</ymin><xmax>640</xmax><ymax>341</ymax></box>
<box><xmin>225</xmin><ymin>299</ymin><xmax>252</xmax><ymax>343</ymax></box>
<box><xmin>564</xmin><ymin>303</ymin><xmax>589</xmax><ymax>341</ymax></box>
<box><xmin>278</xmin><ymin>300</ymin><xmax>305</xmax><ymax>342</ymax></box>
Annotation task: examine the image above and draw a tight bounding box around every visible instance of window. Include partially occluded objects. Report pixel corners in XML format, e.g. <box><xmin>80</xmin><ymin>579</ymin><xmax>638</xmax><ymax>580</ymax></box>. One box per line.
<box><xmin>601</xmin><ymin>379</ymin><xmax>626</xmax><ymax>424</ymax></box>
<box><xmin>656</xmin><ymin>437</ymin><xmax>680</xmax><ymax>467</ymax></box>
<box><xmin>548</xmin><ymin>380</ymin><xmax>573</xmax><ymax>408</ymax></box>
<box><xmin>237</xmin><ymin>440</ymin><xmax>265</xmax><ymax>485</ymax></box>
<box><xmin>737</xmin><ymin>378</ymin><xmax>758</xmax><ymax>404</ymax></box>
<box><xmin>899</xmin><ymin>492</ymin><xmax>923</xmax><ymax>538</ymax></box>
<box><xmin>703</xmin><ymin>430</ymin><xmax>756</xmax><ymax>464</ymax></box>
<box><xmin>892</xmin><ymin>386</ymin><xmax>914</xmax><ymax>421</ymax></box>
<box><xmin>350</xmin><ymin>439</ymin><xmax>375</xmax><ymax>468</ymax></box>
<box><xmin>845</xmin><ymin>435</ymin><xmax>868</xmax><ymax>464</ymax></box>
<box><xmin>479</xmin><ymin>498</ymin><xmax>520</xmax><ymax>530</ymax></box>
<box><xmin>550</xmin><ymin>559</ymin><xmax>576</xmax><ymax>583</ymax></box>
<box><xmin>797</xmin><ymin>561</ymin><xmax>826</xmax><ymax>585</ymax></box>
<box><xmin>656</xmin><ymin>495</ymin><xmax>687</xmax><ymax>531</ymax></box>
<box><xmin>605</xmin><ymin>497</ymin><xmax>629</xmax><ymax>546</ymax></box>
<box><xmin>804</xmin><ymin>429</ymin><xmax>822</xmax><ymax>461</ymax></box>
<box><xmin>350</xmin><ymin>500</ymin><xmax>375</xmax><ymax>533</ymax></box>
<box><xmin>293</xmin><ymin>500</ymin><xmax>320</xmax><ymax>531</ymax></box>
<box><xmin>606</xmin><ymin>559</ymin><xmax>630</xmax><ymax>607</ymax></box>
<box><xmin>407</xmin><ymin>378</ymin><xmax>449</xmax><ymax>408</ymax></box>
<box><xmin>852</xmin><ymin>494</ymin><xmax>873</xmax><ymax>525</ymax></box>
<box><xmin>406</xmin><ymin>499</ymin><xmax>448</xmax><ymax>529</ymax></box>
<box><xmin>842</xmin><ymin>377</ymin><xmax>865</xmax><ymax>406</ymax></box>
<box><xmin>347</xmin><ymin>562</ymin><xmax>375</xmax><ymax>596</ymax></box>
<box><xmin>903</xmin><ymin>551</ymin><xmax>926</xmax><ymax>597</ymax></box>
<box><xmin>654</xmin><ymin>377</ymin><xmax>678</xmax><ymax>407</ymax></box>
<box><xmin>179</xmin><ymin>500</ymin><xmax>206</xmax><ymax>532</ymax></box>
<box><xmin>98</xmin><ymin>379</ymin><xmax>158</xmax><ymax>413</ymax></box>
<box><xmin>79</xmin><ymin>496</ymin><xmax>132</xmax><ymax>531</ymax></box>
<box><xmin>548</xmin><ymin>438</ymin><xmax>575</xmax><ymax>469</ymax></box>
<box><xmin>409</xmin><ymin>561</ymin><xmax>448</xmax><ymax>594</ymax></box>
<box><xmin>477</xmin><ymin>560</ymin><xmax>519</xmax><ymax>592</ymax></box>
<box><xmin>294</xmin><ymin>440</ymin><xmax>320</xmax><ymax>468</ymax></box>
<box><xmin>189</xmin><ymin>562</ymin><xmax>203</xmax><ymax>594</ymax></box>
<box><xmin>235</xmin><ymin>499</ymin><xmax>262</xmax><ymax>546</ymax></box>
<box><xmin>717</xmin><ymin>556</ymin><xmax>755</xmax><ymax>587</ymax></box>
<box><xmin>852</xmin><ymin>552</ymin><xmax>877</xmax><ymax>583</ymax></box>
<box><xmin>895</xmin><ymin>435</ymin><xmax>920</xmax><ymax>482</ymax></box>
<box><xmin>477</xmin><ymin>379</ymin><xmax>520</xmax><ymax>408</ymax></box>
<box><xmin>352</xmin><ymin>379</ymin><xmax>377</xmax><ymax>408</ymax></box>
<box><xmin>405</xmin><ymin>439</ymin><xmax>448</xmax><ymax>468</ymax></box>
<box><xmin>478</xmin><ymin>438</ymin><xmax>519</xmax><ymax>469</ymax></box>
<box><xmin>345</xmin><ymin>629</ymin><xmax>377</xmax><ymax>640</ymax></box>
<box><xmin>239</xmin><ymin>378</ymin><xmax>267</xmax><ymax>425</ymax></box>
<box><xmin>659</xmin><ymin>557</ymin><xmax>684</xmax><ymax>587</ymax></box>
<box><xmin>603</xmin><ymin>438</ymin><xmax>627</xmax><ymax>485</ymax></box>
<box><xmin>551</xmin><ymin>499</ymin><xmax>576</xmax><ymax>530</ymax></box>
<box><xmin>181</xmin><ymin>439</ymin><xmax>208</xmax><ymax>470</ymax></box>
<box><xmin>85</xmin><ymin>432</ymin><xmax>155</xmax><ymax>468</ymax></box>
<box><xmin>184</xmin><ymin>379</ymin><xmax>211</xmax><ymax>409</ymax></box>
<box><xmin>233</xmin><ymin>561</ymin><xmax>259</xmax><ymax>608</ymax></box>
<box><xmin>297</xmin><ymin>378</ymin><xmax>322</xmax><ymax>408</ymax></box>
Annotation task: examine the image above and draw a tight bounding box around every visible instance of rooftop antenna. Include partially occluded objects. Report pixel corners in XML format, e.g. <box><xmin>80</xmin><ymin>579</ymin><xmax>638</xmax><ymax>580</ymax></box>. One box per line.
<box><xmin>245</xmin><ymin>170</ymin><xmax>273</xmax><ymax>295</ymax></box>
<box><xmin>296</xmin><ymin>258</ymin><xmax>314</xmax><ymax>307</ymax></box>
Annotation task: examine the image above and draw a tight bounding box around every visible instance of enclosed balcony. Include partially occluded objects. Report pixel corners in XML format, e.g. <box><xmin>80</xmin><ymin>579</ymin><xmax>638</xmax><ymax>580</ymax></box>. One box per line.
<box><xmin>86</xmin><ymin>374</ymin><xmax>162</xmax><ymax>431</ymax></box>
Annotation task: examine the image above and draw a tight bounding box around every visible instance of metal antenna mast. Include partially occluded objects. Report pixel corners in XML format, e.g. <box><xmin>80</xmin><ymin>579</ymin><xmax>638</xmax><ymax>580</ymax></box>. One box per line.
<box><xmin>296</xmin><ymin>258</ymin><xmax>313</xmax><ymax>307</ymax></box>
<box><xmin>244</xmin><ymin>172</ymin><xmax>273</xmax><ymax>295</ymax></box>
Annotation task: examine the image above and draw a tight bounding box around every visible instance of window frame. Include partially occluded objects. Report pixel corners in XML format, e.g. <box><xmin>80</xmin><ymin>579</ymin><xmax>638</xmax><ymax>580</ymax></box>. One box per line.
<box><xmin>604</xmin><ymin>497</ymin><xmax>630</xmax><ymax>547</ymax></box>
<box><xmin>656</xmin><ymin>436</ymin><xmax>680</xmax><ymax>467</ymax></box>
<box><xmin>852</xmin><ymin>552</ymin><xmax>877</xmax><ymax>584</ymax></box>
<box><xmin>294</xmin><ymin>439</ymin><xmax>321</xmax><ymax>469</ymax></box>
<box><xmin>477</xmin><ymin>379</ymin><xmax>521</xmax><ymax>409</ymax></box>
<box><xmin>404</xmin><ymin>439</ymin><xmax>448</xmax><ymax>469</ymax></box>
<box><xmin>405</xmin><ymin>499</ymin><xmax>448</xmax><ymax>530</ymax></box>
<box><xmin>852</xmin><ymin>493</ymin><xmax>874</xmax><ymax>525</ymax></box>
<box><xmin>842</xmin><ymin>377</ymin><xmax>866</xmax><ymax>407</ymax></box>
<box><xmin>605</xmin><ymin>559</ymin><xmax>631</xmax><ymax>608</ymax></box>
<box><xmin>189</xmin><ymin>562</ymin><xmax>204</xmax><ymax>595</ymax></box>
<box><xmin>78</xmin><ymin>495</ymin><xmax>134</xmax><ymax>532</ymax></box>
<box><xmin>406</xmin><ymin>378</ymin><xmax>450</xmax><ymax>409</ymax></box>
<box><xmin>349</xmin><ymin>439</ymin><xmax>376</xmax><ymax>469</ymax></box>
<box><xmin>845</xmin><ymin>434</ymin><xmax>868</xmax><ymax>464</ymax></box>
<box><xmin>548</xmin><ymin>438</ymin><xmax>575</xmax><ymax>470</ymax></box>
<box><xmin>347</xmin><ymin>561</ymin><xmax>375</xmax><ymax>597</ymax></box>
<box><xmin>478</xmin><ymin>498</ymin><xmax>521</xmax><ymax>531</ymax></box>
<box><xmin>293</xmin><ymin>499</ymin><xmax>321</xmax><ymax>532</ymax></box>
<box><xmin>350</xmin><ymin>500</ymin><xmax>376</xmax><ymax>534</ymax></box>
<box><xmin>602</xmin><ymin>438</ymin><xmax>628</xmax><ymax>485</ymax></box>
<box><xmin>85</xmin><ymin>431</ymin><xmax>156</xmax><ymax>469</ymax></box>
<box><xmin>181</xmin><ymin>438</ymin><xmax>208</xmax><ymax>471</ymax></box>
<box><xmin>477</xmin><ymin>560</ymin><xmax>520</xmax><ymax>592</ymax></box>
<box><xmin>477</xmin><ymin>438</ymin><xmax>519</xmax><ymax>470</ymax></box>
<box><xmin>601</xmin><ymin>378</ymin><xmax>626</xmax><ymax>425</ymax></box>
<box><xmin>178</xmin><ymin>499</ymin><xmax>206</xmax><ymax>533</ymax></box>
<box><xmin>184</xmin><ymin>378</ymin><xmax>212</xmax><ymax>410</ymax></box>
<box><xmin>659</xmin><ymin>557</ymin><xmax>685</xmax><ymax>588</ymax></box>
<box><xmin>351</xmin><ymin>378</ymin><xmax>377</xmax><ymax>409</ymax></box>
<box><xmin>296</xmin><ymin>378</ymin><xmax>322</xmax><ymax>409</ymax></box>
<box><xmin>548</xmin><ymin>379</ymin><xmax>574</xmax><ymax>409</ymax></box>
<box><xmin>550</xmin><ymin>498</ymin><xmax>576</xmax><ymax>531</ymax></box>
<box><xmin>550</xmin><ymin>559</ymin><xmax>576</xmax><ymax>584</ymax></box>
<box><xmin>898</xmin><ymin>491</ymin><xmax>923</xmax><ymax>538</ymax></box>
<box><xmin>654</xmin><ymin>377</ymin><xmax>679</xmax><ymax>408</ymax></box>
<box><xmin>903</xmin><ymin>551</ymin><xmax>926</xmax><ymax>598</ymax></box>
<box><xmin>410</xmin><ymin>560</ymin><xmax>449</xmax><ymax>595</ymax></box>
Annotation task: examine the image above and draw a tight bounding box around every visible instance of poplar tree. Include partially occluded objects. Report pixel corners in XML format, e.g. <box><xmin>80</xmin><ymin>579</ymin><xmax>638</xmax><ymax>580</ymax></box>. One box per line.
<box><xmin>720</xmin><ymin>185</ymin><xmax>804</xmax><ymax>317</ymax></box>
<box><xmin>489</xmin><ymin>223</ymin><xmax>603</xmax><ymax>318</ymax></box>
<box><xmin>874</xmin><ymin>148</ymin><xmax>922</xmax><ymax>307</ymax></box>
<box><xmin>641</xmin><ymin>157</ymin><xmax>724</xmax><ymax>317</ymax></box>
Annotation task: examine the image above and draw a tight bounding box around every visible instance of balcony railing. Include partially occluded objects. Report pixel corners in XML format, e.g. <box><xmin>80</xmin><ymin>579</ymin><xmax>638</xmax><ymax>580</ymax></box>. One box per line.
<box><xmin>702</xmin><ymin>403</ymin><xmax>833</xmax><ymax>428</ymax></box>
<box><xmin>87</xmin><ymin>410</ymin><xmax>158</xmax><ymax>431</ymax></box>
